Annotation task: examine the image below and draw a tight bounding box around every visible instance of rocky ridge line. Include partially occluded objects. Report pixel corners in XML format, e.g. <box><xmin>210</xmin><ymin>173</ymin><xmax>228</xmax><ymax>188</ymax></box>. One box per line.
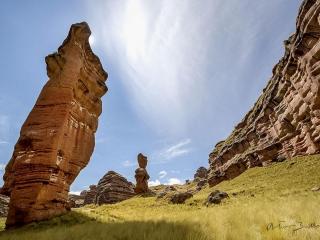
<box><xmin>208</xmin><ymin>0</ymin><xmax>320</xmax><ymax>186</ymax></box>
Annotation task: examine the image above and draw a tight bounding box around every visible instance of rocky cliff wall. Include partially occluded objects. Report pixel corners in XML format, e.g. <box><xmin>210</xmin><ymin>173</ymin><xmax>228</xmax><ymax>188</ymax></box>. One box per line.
<box><xmin>208</xmin><ymin>0</ymin><xmax>320</xmax><ymax>186</ymax></box>
<box><xmin>1</xmin><ymin>22</ymin><xmax>107</xmax><ymax>228</ymax></box>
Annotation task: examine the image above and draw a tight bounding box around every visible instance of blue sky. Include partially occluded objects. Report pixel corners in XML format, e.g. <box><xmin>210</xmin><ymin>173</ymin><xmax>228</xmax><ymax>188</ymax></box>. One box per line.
<box><xmin>0</xmin><ymin>0</ymin><xmax>301</xmax><ymax>193</ymax></box>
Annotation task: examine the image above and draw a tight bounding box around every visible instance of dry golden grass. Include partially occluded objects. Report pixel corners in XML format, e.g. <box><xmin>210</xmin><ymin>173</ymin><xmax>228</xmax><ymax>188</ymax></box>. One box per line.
<box><xmin>0</xmin><ymin>154</ymin><xmax>319</xmax><ymax>240</ymax></box>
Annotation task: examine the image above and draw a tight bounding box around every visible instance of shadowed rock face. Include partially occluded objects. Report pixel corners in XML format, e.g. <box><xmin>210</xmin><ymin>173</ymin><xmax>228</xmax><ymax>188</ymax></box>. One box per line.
<box><xmin>134</xmin><ymin>153</ymin><xmax>150</xmax><ymax>194</ymax></box>
<box><xmin>83</xmin><ymin>185</ymin><xmax>97</xmax><ymax>205</ymax></box>
<box><xmin>95</xmin><ymin>171</ymin><xmax>135</xmax><ymax>204</ymax></box>
<box><xmin>208</xmin><ymin>0</ymin><xmax>320</xmax><ymax>186</ymax></box>
<box><xmin>1</xmin><ymin>22</ymin><xmax>107</xmax><ymax>228</ymax></box>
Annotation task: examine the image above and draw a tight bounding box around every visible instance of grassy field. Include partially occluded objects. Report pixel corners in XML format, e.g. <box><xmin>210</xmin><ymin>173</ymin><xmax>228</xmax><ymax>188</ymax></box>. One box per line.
<box><xmin>0</xmin><ymin>154</ymin><xmax>319</xmax><ymax>240</ymax></box>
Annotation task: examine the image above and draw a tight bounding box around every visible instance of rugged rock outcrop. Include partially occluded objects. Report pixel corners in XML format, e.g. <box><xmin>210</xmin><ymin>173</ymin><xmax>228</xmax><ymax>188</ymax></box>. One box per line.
<box><xmin>208</xmin><ymin>0</ymin><xmax>320</xmax><ymax>187</ymax></box>
<box><xmin>170</xmin><ymin>192</ymin><xmax>193</xmax><ymax>204</ymax></box>
<box><xmin>206</xmin><ymin>190</ymin><xmax>229</xmax><ymax>205</ymax></box>
<box><xmin>83</xmin><ymin>185</ymin><xmax>98</xmax><ymax>205</ymax></box>
<box><xmin>157</xmin><ymin>185</ymin><xmax>177</xmax><ymax>199</ymax></box>
<box><xmin>1</xmin><ymin>22</ymin><xmax>107</xmax><ymax>228</ymax></box>
<box><xmin>196</xmin><ymin>179</ymin><xmax>208</xmax><ymax>191</ymax></box>
<box><xmin>194</xmin><ymin>167</ymin><xmax>208</xmax><ymax>181</ymax></box>
<box><xmin>95</xmin><ymin>171</ymin><xmax>135</xmax><ymax>204</ymax></box>
<box><xmin>0</xmin><ymin>194</ymin><xmax>9</xmax><ymax>217</ymax></box>
<box><xmin>134</xmin><ymin>153</ymin><xmax>150</xmax><ymax>194</ymax></box>
<box><xmin>68</xmin><ymin>194</ymin><xmax>84</xmax><ymax>208</ymax></box>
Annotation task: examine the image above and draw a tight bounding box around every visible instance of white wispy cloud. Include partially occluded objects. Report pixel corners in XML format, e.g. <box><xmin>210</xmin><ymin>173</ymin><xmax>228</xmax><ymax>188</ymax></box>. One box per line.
<box><xmin>159</xmin><ymin>170</ymin><xmax>167</xmax><ymax>179</ymax></box>
<box><xmin>69</xmin><ymin>191</ymin><xmax>81</xmax><ymax>195</ymax></box>
<box><xmin>122</xmin><ymin>160</ymin><xmax>136</xmax><ymax>168</ymax></box>
<box><xmin>87</xmin><ymin>1</ymin><xmax>295</xmax><ymax>138</ymax></box>
<box><xmin>159</xmin><ymin>138</ymin><xmax>192</xmax><ymax>161</ymax></box>
<box><xmin>166</xmin><ymin>178</ymin><xmax>182</xmax><ymax>185</ymax></box>
<box><xmin>148</xmin><ymin>177</ymin><xmax>183</xmax><ymax>186</ymax></box>
<box><xmin>86</xmin><ymin>1</ymin><xmax>242</xmax><ymax>135</ymax></box>
<box><xmin>95</xmin><ymin>137</ymin><xmax>107</xmax><ymax>144</ymax></box>
<box><xmin>0</xmin><ymin>164</ymin><xmax>6</xmax><ymax>171</ymax></box>
<box><xmin>0</xmin><ymin>115</ymin><xmax>9</xmax><ymax>140</ymax></box>
<box><xmin>148</xmin><ymin>179</ymin><xmax>161</xmax><ymax>187</ymax></box>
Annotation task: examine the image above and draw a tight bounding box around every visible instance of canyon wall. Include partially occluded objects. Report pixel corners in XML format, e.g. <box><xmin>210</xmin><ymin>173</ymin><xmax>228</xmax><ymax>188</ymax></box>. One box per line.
<box><xmin>208</xmin><ymin>0</ymin><xmax>320</xmax><ymax>186</ymax></box>
<box><xmin>1</xmin><ymin>22</ymin><xmax>107</xmax><ymax>227</ymax></box>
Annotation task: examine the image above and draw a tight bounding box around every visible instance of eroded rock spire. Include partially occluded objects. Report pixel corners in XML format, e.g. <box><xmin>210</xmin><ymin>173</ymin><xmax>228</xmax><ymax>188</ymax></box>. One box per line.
<box><xmin>1</xmin><ymin>22</ymin><xmax>108</xmax><ymax>228</ymax></box>
<box><xmin>134</xmin><ymin>153</ymin><xmax>150</xmax><ymax>193</ymax></box>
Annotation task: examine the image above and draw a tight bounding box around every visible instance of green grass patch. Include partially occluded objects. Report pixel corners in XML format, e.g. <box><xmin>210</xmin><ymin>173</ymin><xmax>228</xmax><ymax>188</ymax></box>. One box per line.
<box><xmin>0</xmin><ymin>155</ymin><xmax>319</xmax><ymax>240</ymax></box>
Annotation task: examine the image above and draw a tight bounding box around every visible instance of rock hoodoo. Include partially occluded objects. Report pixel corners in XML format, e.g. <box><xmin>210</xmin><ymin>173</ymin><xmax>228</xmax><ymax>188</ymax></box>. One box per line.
<box><xmin>134</xmin><ymin>153</ymin><xmax>150</xmax><ymax>194</ymax></box>
<box><xmin>95</xmin><ymin>171</ymin><xmax>135</xmax><ymax>204</ymax></box>
<box><xmin>207</xmin><ymin>0</ymin><xmax>320</xmax><ymax>187</ymax></box>
<box><xmin>1</xmin><ymin>22</ymin><xmax>107</xmax><ymax>228</ymax></box>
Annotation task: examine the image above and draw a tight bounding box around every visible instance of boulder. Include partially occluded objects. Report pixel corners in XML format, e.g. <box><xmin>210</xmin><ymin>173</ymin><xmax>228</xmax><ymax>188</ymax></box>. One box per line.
<box><xmin>95</xmin><ymin>171</ymin><xmax>135</xmax><ymax>204</ymax></box>
<box><xmin>170</xmin><ymin>192</ymin><xmax>193</xmax><ymax>204</ymax></box>
<box><xmin>157</xmin><ymin>185</ymin><xmax>177</xmax><ymax>199</ymax></box>
<box><xmin>207</xmin><ymin>190</ymin><xmax>229</xmax><ymax>205</ymax></box>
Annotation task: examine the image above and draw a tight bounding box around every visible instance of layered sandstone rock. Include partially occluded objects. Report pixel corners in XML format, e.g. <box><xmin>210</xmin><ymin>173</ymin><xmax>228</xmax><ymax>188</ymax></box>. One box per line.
<box><xmin>208</xmin><ymin>0</ymin><xmax>320</xmax><ymax>186</ymax></box>
<box><xmin>83</xmin><ymin>185</ymin><xmax>97</xmax><ymax>205</ymax></box>
<box><xmin>1</xmin><ymin>22</ymin><xmax>107</xmax><ymax>227</ymax></box>
<box><xmin>95</xmin><ymin>171</ymin><xmax>135</xmax><ymax>204</ymax></box>
<box><xmin>134</xmin><ymin>153</ymin><xmax>150</xmax><ymax>194</ymax></box>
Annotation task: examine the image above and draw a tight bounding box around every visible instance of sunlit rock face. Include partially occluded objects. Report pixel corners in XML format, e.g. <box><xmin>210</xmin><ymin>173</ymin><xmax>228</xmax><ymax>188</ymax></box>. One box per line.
<box><xmin>208</xmin><ymin>0</ymin><xmax>320</xmax><ymax>186</ymax></box>
<box><xmin>1</xmin><ymin>22</ymin><xmax>108</xmax><ymax>228</ymax></box>
<box><xmin>134</xmin><ymin>153</ymin><xmax>150</xmax><ymax>194</ymax></box>
<box><xmin>95</xmin><ymin>171</ymin><xmax>135</xmax><ymax>204</ymax></box>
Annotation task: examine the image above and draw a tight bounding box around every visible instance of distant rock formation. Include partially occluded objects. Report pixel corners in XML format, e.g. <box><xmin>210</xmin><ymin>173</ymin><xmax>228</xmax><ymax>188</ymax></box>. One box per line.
<box><xmin>68</xmin><ymin>194</ymin><xmax>84</xmax><ymax>208</ymax></box>
<box><xmin>95</xmin><ymin>171</ymin><xmax>135</xmax><ymax>204</ymax></box>
<box><xmin>83</xmin><ymin>185</ymin><xmax>98</xmax><ymax>205</ymax></box>
<box><xmin>1</xmin><ymin>22</ymin><xmax>107</xmax><ymax>228</ymax></box>
<box><xmin>207</xmin><ymin>0</ymin><xmax>320</xmax><ymax>186</ymax></box>
<box><xmin>170</xmin><ymin>192</ymin><xmax>193</xmax><ymax>204</ymax></box>
<box><xmin>134</xmin><ymin>153</ymin><xmax>150</xmax><ymax>194</ymax></box>
<box><xmin>0</xmin><ymin>194</ymin><xmax>9</xmax><ymax>217</ymax></box>
<box><xmin>194</xmin><ymin>167</ymin><xmax>208</xmax><ymax>181</ymax></box>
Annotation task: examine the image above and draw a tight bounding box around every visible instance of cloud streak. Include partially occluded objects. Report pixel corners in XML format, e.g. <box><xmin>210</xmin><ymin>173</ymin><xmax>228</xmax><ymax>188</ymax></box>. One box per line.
<box><xmin>86</xmin><ymin>1</ymin><xmax>235</xmax><ymax>136</ymax></box>
<box><xmin>148</xmin><ymin>179</ymin><xmax>161</xmax><ymax>187</ymax></box>
<box><xmin>87</xmin><ymin>0</ymin><xmax>297</xmax><ymax>139</ymax></box>
<box><xmin>159</xmin><ymin>138</ymin><xmax>192</xmax><ymax>160</ymax></box>
<box><xmin>159</xmin><ymin>170</ymin><xmax>167</xmax><ymax>179</ymax></box>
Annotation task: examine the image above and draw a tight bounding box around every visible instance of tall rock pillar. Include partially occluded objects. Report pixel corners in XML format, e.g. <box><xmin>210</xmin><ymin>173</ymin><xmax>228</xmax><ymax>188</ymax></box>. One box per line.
<box><xmin>1</xmin><ymin>22</ymin><xmax>108</xmax><ymax>228</ymax></box>
<box><xmin>134</xmin><ymin>153</ymin><xmax>150</xmax><ymax>194</ymax></box>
